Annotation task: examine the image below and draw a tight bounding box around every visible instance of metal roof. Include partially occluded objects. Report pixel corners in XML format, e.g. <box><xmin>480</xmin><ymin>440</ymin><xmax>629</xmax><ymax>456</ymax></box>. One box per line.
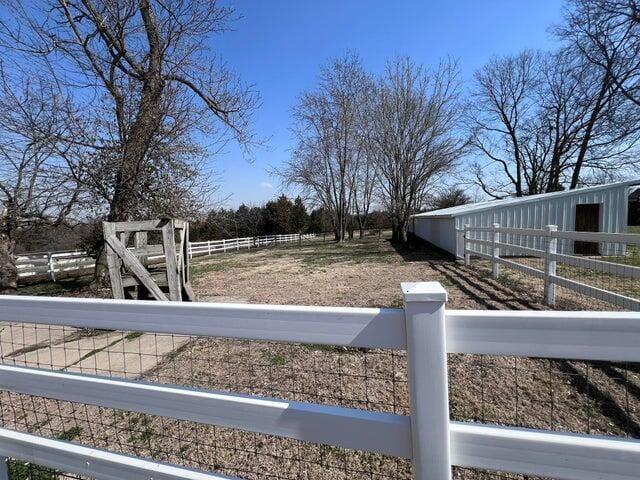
<box><xmin>412</xmin><ymin>179</ymin><xmax>640</xmax><ymax>219</ymax></box>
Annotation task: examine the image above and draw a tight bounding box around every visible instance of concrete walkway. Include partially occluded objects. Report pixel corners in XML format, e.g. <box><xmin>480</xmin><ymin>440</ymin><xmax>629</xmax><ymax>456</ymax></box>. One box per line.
<box><xmin>1</xmin><ymin>322</ymin><xmax>190</xmax><ymax>379</ymax></box>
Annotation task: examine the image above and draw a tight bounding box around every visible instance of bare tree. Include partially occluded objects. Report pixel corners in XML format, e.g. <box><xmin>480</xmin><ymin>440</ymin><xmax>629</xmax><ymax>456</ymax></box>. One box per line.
<box><xmin>429</xmin><ymin>186</ymin><xmax>471</xmax><ymax>210</ymax></box>
<box><xmin>0</xmin><ymin>71</ymin><xmax>83</xmax><ymax>292</ymax></box>
<box><xmin>0</xmin><ymin>0</ymin><xmax>259</xmax><ymax>279</ymax></box>
<box><xmin>468</xmin><ymin>51</ymin><xmax>540</xmax><ymax>198</ymax></box>
<box><xmin>283</xmin><ymin>53</ymin><xmax>371</xmax><ymax>241</ymax></box>
<box><xmin>469</xmin><ymin>48</ymin><xmax>640</xmax><ymax>198</ymax></box>
<box><xmin>0</xmin><ymin>0</ymin><xmax>257</xmax><ymax>218</ymax></box>
<box><xmin>369</xmin><ymin>57</ymin><xmax>464</xmax><ymax>243</ymax></box>
<box><xmin>561</xmin><ymin>0</ymin><xmax>640</xmax><ymax>109</ymax></box>
<box><xmin>351</xmin><ymin>154</ymin><xmax>376</xmax><ymax>238</ymax></box>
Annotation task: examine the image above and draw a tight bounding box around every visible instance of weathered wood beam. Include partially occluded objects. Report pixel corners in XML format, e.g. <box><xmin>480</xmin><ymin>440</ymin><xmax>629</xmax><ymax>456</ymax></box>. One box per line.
<box><xmin>122</xmin><ymin>272</ymin><xmax>168</xmax><ymax>288</ymax></box>
<box><xmin>105</xmin><ymin>235</ymin><xmax>168</xmax><ymax>301</ymax></box>
<box><xmin>112</xmin><ymin>219</ymin><xmax>170</xmax><ymax>232</ymax></box>
<box><xmin>162</xmin><ymin>222</ymin><xmax>181</xmax><ymax>301</ymax></box>
<box><xmin>103</xmin><ymin>222</ymin><xmax>125</xmax><ymax>299</ymax></box>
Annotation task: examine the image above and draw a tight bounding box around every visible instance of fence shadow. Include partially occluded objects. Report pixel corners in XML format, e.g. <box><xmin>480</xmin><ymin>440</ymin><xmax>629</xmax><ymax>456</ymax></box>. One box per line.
<box><xmin>389</xmin><ymin>236</ymin><xmax>545</xmax><ymax>311</ymax></box>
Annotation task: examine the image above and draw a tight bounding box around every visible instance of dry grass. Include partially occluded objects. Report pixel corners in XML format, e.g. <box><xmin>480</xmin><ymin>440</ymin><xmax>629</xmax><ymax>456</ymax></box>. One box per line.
<box><xmin>3</xmin><ymin>234</ymin><xmax>639</xmax><ymax>480</ymax></box>
<box><xmin>191</xmin><ymin>235</ymin><xmax>548</xmax><ymax>310</ymax></box>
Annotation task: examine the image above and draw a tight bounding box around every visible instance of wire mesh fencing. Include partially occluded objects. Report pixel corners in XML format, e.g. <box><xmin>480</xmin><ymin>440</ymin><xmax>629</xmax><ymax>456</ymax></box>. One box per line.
<box><xmin>463</xmin><ymin>226</ymin><xmax>640</xmax><ymax>311</ymax></box>
<box><xmin>1</xmin><ymin>319</ymin><xmax>639</xmax><ymax>480</ymax></box>
<box><xmin>0</xmin><ymin>323</ymin><xmax>411</xmax><ymax>480</ymax></box>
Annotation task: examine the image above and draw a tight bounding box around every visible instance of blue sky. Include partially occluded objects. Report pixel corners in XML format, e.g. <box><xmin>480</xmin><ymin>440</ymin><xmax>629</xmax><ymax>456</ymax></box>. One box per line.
<box><xmin>213</xmin><ymin>0</ymin><xmax>565</xmax><ymax>207</ymax></box>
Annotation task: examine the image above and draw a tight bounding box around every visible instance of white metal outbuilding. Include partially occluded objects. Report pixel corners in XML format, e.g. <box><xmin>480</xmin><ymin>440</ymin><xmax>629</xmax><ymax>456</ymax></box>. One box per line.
<box><xmin>411</xmin><ymin>179</ymin><xmax>640</xmax><ymax>257</ymax></box>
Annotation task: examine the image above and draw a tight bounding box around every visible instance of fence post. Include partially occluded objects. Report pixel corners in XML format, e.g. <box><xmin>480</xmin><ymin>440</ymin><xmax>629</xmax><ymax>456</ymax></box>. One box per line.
<box><xmin>0</xmin><ymin>456</ymin><xmax>8</xmax><ymax>480</ymax></box>
<box><xmin>464</xmin><ymin>223</ymin><xmax>471</xmax><ymax>266</ymax></box>
<box><xmin>402</xmin><ymin>282</ymin><xmax>451</xmax><ymax>480</ymax></box>
<box><xmin>455</xmin><ymin>228</ymin><xmax>464</xmax><ymax>260</ymax></box>
<box><xmin>491</xmin><ymin>223</ymin><xmax>500</xmax><ymax>279</ymax></box>
<box><xmin>544</xmin><ymin>225</ymin><xmax>557</xmax><ymax>307</ymax></box>
<box><xmin>47</xmin><ymin>252</ymin><xmax>56</xmax><ymax>282</ymax></box>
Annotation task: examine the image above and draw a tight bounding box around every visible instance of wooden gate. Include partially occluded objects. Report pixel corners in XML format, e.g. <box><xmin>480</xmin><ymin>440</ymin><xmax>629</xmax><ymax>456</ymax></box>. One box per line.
<box><xmin>103</xmin><ymin>219</ymin><xmax>195</xmax><ymax>301</ymax></box>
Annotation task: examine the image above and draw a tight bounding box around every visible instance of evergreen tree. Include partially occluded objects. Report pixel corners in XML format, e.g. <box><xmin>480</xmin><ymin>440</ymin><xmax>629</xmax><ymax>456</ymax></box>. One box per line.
<box><xmin>290</xmin><ymin>197</ymin><xmax>309</xmax><ymax>233</ymax></box>
<box><xmin>263</xmin><ymin>195</ymin><xmax>293</xmax><ymax>234</ymax></box>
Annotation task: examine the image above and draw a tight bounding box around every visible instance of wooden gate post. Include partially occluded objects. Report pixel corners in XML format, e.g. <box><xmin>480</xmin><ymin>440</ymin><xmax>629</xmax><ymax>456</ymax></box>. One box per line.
<box><xmin>103</xmin><ymin>222</ymin><xmax>125</xmax><ymax>299</ymax></box>
<box><xmin>162</xmin><ymin>221</ymin><xmax>181</xmax><ymax>301</ymax></box>
<box><xmin>402</xmin><ymin>282</ymin><xmax>451</xmax><ymax>480</ymax></box>
<box><xmin>544</xmin><ymin>225</ymin><xmax>558</xmax><ymax>307</ymax></box>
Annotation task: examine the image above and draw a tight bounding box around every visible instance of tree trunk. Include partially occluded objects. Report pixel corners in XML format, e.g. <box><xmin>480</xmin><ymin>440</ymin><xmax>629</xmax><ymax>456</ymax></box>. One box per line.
<box><xmin>0</xmin><ymin>208</ymin><xmax>17</xmax><ymax>294</ymax></box>
<box><xmin>391</xmin><ymin>224</ymin><xmax>401</xmax><ymax>242</ymax></box>
<box><xmin>93</xmin><ymin>245</ymin><xmax>110</xmax><ymax>285</ymax></box>
<box><xmin>399</xmin><ymin>221</ymin><xmax>409</xmax><ymax>243</ymax></box>
<box><xmin>571</xmin><ymin>73</ymin><xmax>610</xmax><ymax>189</ymax></box>
<box><xmin>93</xmin><ymin>77</ymin><xmax>165</xmax><ymax>285</ymax></box>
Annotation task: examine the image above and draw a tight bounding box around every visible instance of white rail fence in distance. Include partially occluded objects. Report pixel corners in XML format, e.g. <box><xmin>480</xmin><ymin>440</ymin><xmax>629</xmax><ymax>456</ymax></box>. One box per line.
<box><xmin>188</xmin><ymin>233</ymin><xmax>315</xmax><ymax>258</ymax></box>
<box><xmin>0</xmin><ymin>283</ymin><xmax>639</xmax><ymax>479</ymax></box>
<box><xmin>16</xmin><ymin>250</ymin><xmax>94</xmax><ymax>282</ymax></box>
<box><xmin>16</xmin><ymin>233</ymin><xmax>316</xmax><ymax>283</ymax></box>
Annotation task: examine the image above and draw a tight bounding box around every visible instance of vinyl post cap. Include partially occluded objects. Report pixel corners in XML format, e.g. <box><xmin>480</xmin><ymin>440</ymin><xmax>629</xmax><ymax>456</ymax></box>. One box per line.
<box><xmin>401</xmin><ymin>282</ymin><xmax>448</xmax><ymax>302</ymax></box>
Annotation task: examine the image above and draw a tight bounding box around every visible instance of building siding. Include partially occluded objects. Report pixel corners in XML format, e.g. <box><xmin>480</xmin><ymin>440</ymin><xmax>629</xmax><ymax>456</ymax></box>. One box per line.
<box><xmin>413</xmin><ymin>184</ymin><xmax>632</xmax><ymax>257</ymax></box>
<box><xmin>414</xmin><ymin>217</ymin><xmax>456</xmax><ymax>255</ymax></box>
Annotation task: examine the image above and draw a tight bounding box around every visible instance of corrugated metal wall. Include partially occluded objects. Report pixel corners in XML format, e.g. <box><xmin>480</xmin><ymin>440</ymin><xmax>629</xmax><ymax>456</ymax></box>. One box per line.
<box><xmin>414</xmin><ymin>184</ymin><xmax>630</xmax><ymax>256</ymax></box>
<box><xmin>414</xmin><ymin>217</ymin><xmax>456</xmax><ymax>255</ymax></box>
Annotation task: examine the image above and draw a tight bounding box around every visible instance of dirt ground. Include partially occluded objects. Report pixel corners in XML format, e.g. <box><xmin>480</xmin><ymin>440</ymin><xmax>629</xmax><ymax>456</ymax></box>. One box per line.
<box><xmin>191</xmin><ymin>235</ymin><xmax>550</xmax><ymax>310</ymax></box>
<box><xmin>3</xmin><ymin>235</ymin><xmax>639</xmax><ymax>480</ymax></box>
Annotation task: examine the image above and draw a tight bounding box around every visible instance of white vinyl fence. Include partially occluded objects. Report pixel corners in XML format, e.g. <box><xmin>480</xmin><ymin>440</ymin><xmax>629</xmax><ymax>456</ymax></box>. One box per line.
<box><xmin>188</xmin><ymin>233</ymin><xmax>316</xmax><ymax>258</ymax></box>
<box><xmin>16</xmin><ymin>233</ymin><xmax>316</xmax><ymax>283</ymax></box>
<box><xmin>461</xmin><ymin>224</ymin><xmax>640</xmax><ymax>310</ymax></box>
<box><xmin>0</xmin><ymin>283</ymin><xmax>639</xmax><ymax>479</ymax></box>
<box><xmin>16</xmin><ymin>250</ymin><xmax>95</xmax><ymax>282</ymax></box>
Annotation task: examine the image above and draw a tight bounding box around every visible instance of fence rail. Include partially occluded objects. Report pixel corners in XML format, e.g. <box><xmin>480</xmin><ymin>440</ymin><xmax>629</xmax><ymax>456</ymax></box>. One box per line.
<box><xmin>15</xmin><ymin>250</ymin><xmax>94</xmax><ymax>282</ymax></box>
<box><xmin>462</xmin><ymin>224</ymin><xmax>640</xmax><ymax>311</ymax></box>
<box><xmin>0</xmin><ymin>284</ymin><xmax>639</xmax><ymax>479</ymax></box>
<box><xmin>188</xmin><ymin>233</ymin><xmax>315</xmax><ymax>258</ymax></box>
<box><xmin>16</xmin><ymin>233</ymin><xmax>316</xmax><ymax>283</ymax></box>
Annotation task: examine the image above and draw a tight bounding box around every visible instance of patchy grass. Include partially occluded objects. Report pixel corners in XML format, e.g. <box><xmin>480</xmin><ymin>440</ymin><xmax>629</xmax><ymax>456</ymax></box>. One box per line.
<box><xmin>17</xmin><ymin>276</ymin><xmax>95</xmax><ymax>297</ymax></box>
<box><xmin>7</xmin><ymin>461</ymin><xmax>57</xmax><ymax>480</ymax></box>
<box><xmin>192</xmin><ymin>234</ymin><xmax>549</xmax><ymax>310</ymax></box>
<box><xmin>57</xmin><ymin>426</ymin><xmax>82</xmax><ymax>442</ymax></box>
<box><xmin>125</xmin><ymin>331</ymin><xmax>145</xmax><ymax>340</ymax></box>
<box><xmin>190</xmin><ymin>255</ymin><xmax>242</xmax><ymax>277</ymax></box>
